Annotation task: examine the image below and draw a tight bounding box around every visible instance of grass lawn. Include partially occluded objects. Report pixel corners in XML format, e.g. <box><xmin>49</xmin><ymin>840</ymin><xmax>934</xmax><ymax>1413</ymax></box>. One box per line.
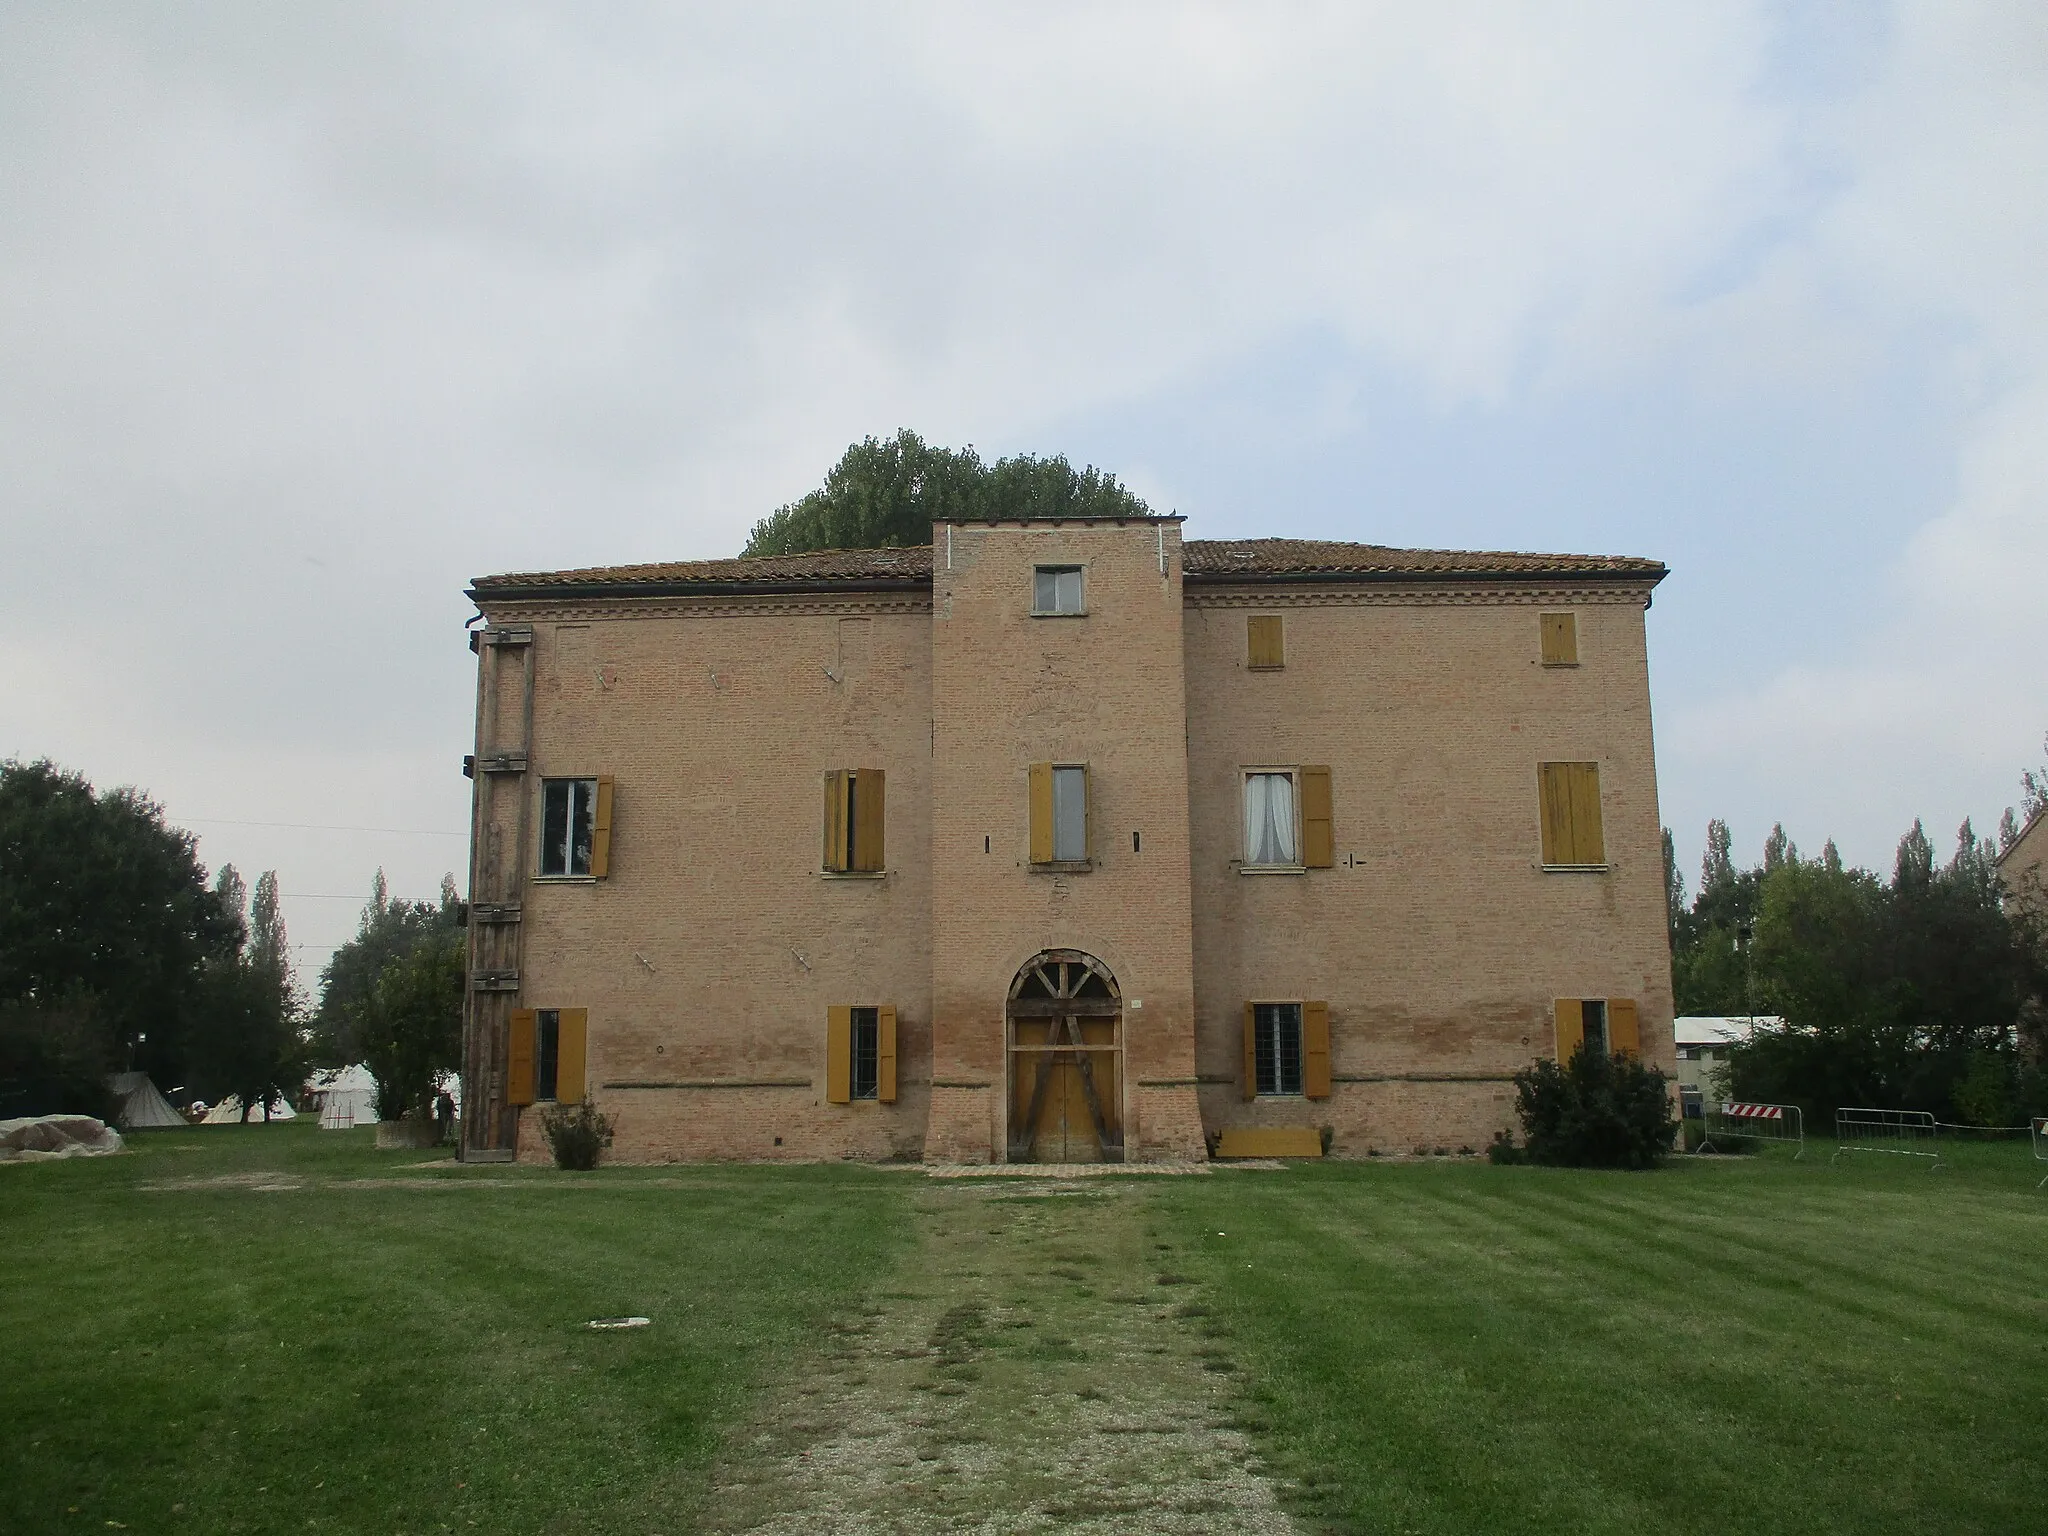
<box><xmin>0</xmin><ymin>1124</ymin><xmax>913</xmax><ymax>1535</ymax></box>
<box><xmin>5</xmin><ymin>1129</ymin><xmax>2043</xmax><ymax>1534</ymax></box>
<box><xmin>1148</xmin><ymin>1142</ymin><xmax>2048</xmax><ymax>1535</ymax></box>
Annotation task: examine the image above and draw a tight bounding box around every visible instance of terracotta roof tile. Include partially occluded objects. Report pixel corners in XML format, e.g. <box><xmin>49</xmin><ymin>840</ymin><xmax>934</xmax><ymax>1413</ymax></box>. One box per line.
<box><xmin>1182</xmin><ymin>538</ymin><xmax>1665</xmax><ymax>580</ymax></box>
<box><xmin>471</xmin><ymin>546</ymin><xmax>934</xmax><ymax>593</ymax></box>
<box><xmin>471</xmin><ymin>537</ymin><xmax>1663</xmax><ymax>596</ymax></box>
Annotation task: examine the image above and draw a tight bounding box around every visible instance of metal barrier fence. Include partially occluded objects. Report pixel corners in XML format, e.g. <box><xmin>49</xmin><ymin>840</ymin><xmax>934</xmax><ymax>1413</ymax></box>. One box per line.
<box><xmin>1833</xmin><ymin>1107</ymin><xmax>1942</xmax><ymax>1168</ymax></box>
<box><xmin>2036</xmin><ymin>1118</ymin><xmax>2048</xmax><ymax>1191</ymax></box>
<box><xmin>1701</xmin><ymin>1101</ymin><xmax>1804</xmax><ymax>1158</ymax></box>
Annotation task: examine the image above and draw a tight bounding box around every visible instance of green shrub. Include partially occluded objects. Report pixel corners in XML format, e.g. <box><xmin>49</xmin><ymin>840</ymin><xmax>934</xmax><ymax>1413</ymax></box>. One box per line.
<box><xmin>1512</xmin><ymin>1046</ymin><xmax>1676</xmax><ymax>1170</ymax></box>
<box><xmin>538</xmin><ymin>1100</ymin><xmax>614</xmax><ymax>1170</ymax></box>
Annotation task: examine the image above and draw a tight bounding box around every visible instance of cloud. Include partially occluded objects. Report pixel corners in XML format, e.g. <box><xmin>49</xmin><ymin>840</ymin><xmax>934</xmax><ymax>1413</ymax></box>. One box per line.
<box><xmin>1</xmin><ymin>2</ymin><xmax>2043</xmax><ymax>964</ymax></box>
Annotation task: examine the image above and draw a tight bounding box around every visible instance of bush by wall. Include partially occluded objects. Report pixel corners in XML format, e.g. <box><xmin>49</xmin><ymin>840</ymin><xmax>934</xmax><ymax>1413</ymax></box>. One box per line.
<box><xmin>1507</xmin><ymin>1046</ymin><xmax>1676</xmax><ymax>1170</ymax></box>
<box><xmin>538</xmin><ymin>1100</ymin><xmax>614</xmax><ymax>1171</ymax></box>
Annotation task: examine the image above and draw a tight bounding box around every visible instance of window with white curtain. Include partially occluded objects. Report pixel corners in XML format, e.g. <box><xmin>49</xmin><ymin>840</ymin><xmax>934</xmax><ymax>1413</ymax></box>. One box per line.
<box><xmin>1243</xmin><ymin>771</ymin><xmax>1299</xmax><ymax>867</ymax></box>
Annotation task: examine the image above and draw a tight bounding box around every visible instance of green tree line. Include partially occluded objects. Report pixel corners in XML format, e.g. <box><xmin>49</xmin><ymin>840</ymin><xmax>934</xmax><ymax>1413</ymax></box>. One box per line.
<box><xmin>1666</xmin><ymin>759</ymin><xmax>2048</xmax><ymax>1127</ymax></box>
<box><xmin>0</xmin><ymin>757</ymin><xmax>463</xmax><ymax>1125</ymax></box>
<box><xmin>742</xmin><ymin>428</ymin><xmax>1155</xmax><ymax>556</ymax></box>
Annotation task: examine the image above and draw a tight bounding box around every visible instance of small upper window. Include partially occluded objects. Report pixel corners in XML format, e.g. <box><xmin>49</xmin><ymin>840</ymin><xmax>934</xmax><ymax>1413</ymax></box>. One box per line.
<box><xmin>1033</xmin><ymin>566</ymin><xmax>1084</xmax><ymax>615</ymax></box>
<box><xmin>1244</xmin><ymin>771</ymin><xmax>1299</xmax><ymax>867</ymax></box>
<box><xmin>540</xmin><ymin>778</ymin><xmax>597</xmax><ymax>876</ymax></box>
<box><xmin>1247</xmin><ymin>615</ymin><xmax>1285</xmax><ymax>669</ymax></box>
<box><xmin>1541</xmin><ymin>612</ymin><xmax>1578</xmax><ymax>666</ymax></box>
<box><xmin>823</xmin><ymin>769</ymin><xmax>886</xmax><ymax>873</ymax></box>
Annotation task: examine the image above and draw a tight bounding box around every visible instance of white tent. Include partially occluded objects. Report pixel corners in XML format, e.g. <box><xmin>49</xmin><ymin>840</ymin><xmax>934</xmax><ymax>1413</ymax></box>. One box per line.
<box><xmin>310</xmin><ymin>1065</ymin><xmax>380</xmax><ymax>1129</ymax></box>
<box><xmin>200</xmin><ymin>1094</ymin><xmax>297</xmax><ymax>1124</ymax></box>
<box><xmin>105</xmin><ymin>1072</ymin><xmax>185</xmax><ymax>1130</ymax></box>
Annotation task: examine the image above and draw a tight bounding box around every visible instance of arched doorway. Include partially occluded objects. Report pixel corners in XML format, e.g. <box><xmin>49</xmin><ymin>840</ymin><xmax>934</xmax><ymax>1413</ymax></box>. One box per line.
<box><xmin>1006</xmin><ymin>950</ymin><xmax>1123</xmax><ymax>1163</ymax></box>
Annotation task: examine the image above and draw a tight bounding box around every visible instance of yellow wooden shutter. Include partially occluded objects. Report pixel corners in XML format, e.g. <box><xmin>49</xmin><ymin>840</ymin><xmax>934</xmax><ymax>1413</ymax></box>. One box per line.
<box><xmin>1569</xmin><ymin>762</ymin><xmax>1605</xmax><ymax>864</ymax></box>
<box><xmin>1541</xmin><ymin>612</ymin><xmax>1577</xmax><ymax>665</ymax></box>
<box><xmin>1028</xmin><ymin>762</ymin><xmax>1054</xmax><ymax>864</ymax></box>
<box><xmin>589</xmin><ymin>778</ymin><xmax>614</xmax><ymax>878</ymax></box>
<box><xmin>1553</xmin><ymin>999</ymin><xmax>1584</xmax><ymax>1061</ymax></box>
<box><xmin>1247</xmin><ymin>615</ymin><xmax>1284</xmax><ymax>669</ymax></box>
<box><xmin>1300</xmin><ymin>766</ymin><xmax>1334</xmax><ymax>868</ymax></box>
<box><xmin>853</xmin><ymin>769</ymin><xmax>885</xmax><ymax>872</ymax></box>
<box><xmin>877</xmin><ymin>1005</ymin><xmax>898</xmax><ymax>1103</ymax></box>
<box><xmin>1539</xmin><ymin>763</ymin><xmax>1571</xmax><ymax>865</ymax></box>
<box><xmin>1303</xmin><ymin>1000</ymin><xmax>1331</xmax><ymax>1099</ymax></box>
<box><xmin>822</xmin><ymin>771</ymin><xmax>849</xmax><ymax>871</ymax></box>
<box><xmin>825</xmin><ymin>1006</ymin><xmax>852</xmax><ymax>1104</ymax></box>
<box><xmin>556</xmin><ymin>1008</ymin><xmax>588</xmax><ymax>1102</ymax></box>
<box><xmin>1607</xmin><ymin>998</ymin><xmax>1640</xmax><ymax>1057</ymax></box>
<box><xmin>507</xmin><ymin>1009</ymin><xmax>537</xmax><ymax>1106</ymax></box>
<box><xmin>1242</xmin><ymin>1002</ymin><xmax>1258</xmax><ymax>1100</ymax></box>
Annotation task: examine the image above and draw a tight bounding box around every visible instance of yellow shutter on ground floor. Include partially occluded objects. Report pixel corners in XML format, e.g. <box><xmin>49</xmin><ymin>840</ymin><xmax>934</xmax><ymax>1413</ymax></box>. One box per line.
<box><xmin>1302</xmin><ymin>1000</ymin><xmax>1331</xmax><ymax>1099</ymax></box>
<box><xmin>1607</xmin><ymin>998</ymin><xmax>1640</xmax><ymax>1057</ymax></box>
<box><xmin>877</xmin><ymin>1005</ymin><xmax>898</xmax><ymax>1103</ymax></box>
<box><xmin>825</xmin><ymin>1006</ymin><xmax>852</xmax><ymax>1104</ymax></box>
<box><xmin>507</xmin><ymin>1010</ymin><xmax>537</xmax><ymax>1106</ymax></box>
<box><xmin>1553</xmin><ymin>999</ymin><xmax>1584</xmax><ymax>1061</ymax></box>
<box><xmin>555</xmin><ymin>1008</ymin><xmax>588</xmax><ymax>1103</ymax></box>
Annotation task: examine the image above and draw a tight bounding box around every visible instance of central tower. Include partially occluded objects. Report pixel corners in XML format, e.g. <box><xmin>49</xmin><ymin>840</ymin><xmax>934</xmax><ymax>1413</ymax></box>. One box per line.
<box><xmin>925</xmin><ymin>517</ymin><xmax>1206</xmax><ymax>1162</ymax></box>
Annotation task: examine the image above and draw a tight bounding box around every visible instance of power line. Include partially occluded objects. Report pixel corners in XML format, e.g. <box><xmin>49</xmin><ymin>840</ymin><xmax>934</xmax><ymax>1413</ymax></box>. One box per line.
<box><xmin>183</xmin><ymin>816</ymin><xmax>466</xmax><ymax>838</ymax></box>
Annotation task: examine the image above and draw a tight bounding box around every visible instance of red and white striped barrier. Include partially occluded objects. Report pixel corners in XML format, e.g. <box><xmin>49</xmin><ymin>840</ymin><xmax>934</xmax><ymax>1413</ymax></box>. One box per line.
<box><xmin>1721</xmin><ymin>1103</ymin><xmax>1785</xmax><ymax>1121</ymax></box>
<box><xmin>1701</xmin><ymin>1100</ymin><xmax>1804</xmax><ymax>1156</ymax></box>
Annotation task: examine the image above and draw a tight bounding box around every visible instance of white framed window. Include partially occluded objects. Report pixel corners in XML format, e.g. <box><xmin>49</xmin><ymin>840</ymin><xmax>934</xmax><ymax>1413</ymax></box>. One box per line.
<box><xmin>539</xmin><ymin>778</ymin><xmax>598</xmax><ymax>877</ymax></box>
<box><xmin>1242</xmin><ymin>770</ymin><xmax>1300</xmax><ymax>869</ymax></box>
<box><xmin>1033</xmin><ymin>565</ymin><xmax>1085</xmax><ymax>616</ymax></box>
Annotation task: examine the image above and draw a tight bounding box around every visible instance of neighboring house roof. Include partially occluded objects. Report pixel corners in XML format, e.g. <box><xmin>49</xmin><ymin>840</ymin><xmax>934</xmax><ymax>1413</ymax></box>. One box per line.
<box><xmin>471</xmin><ymin>538</ymin><xmax>1667</xmax><ymax>602</ymax></box>
<box><xmin>1673</xmin><ymin>1016</ymin><xmax>1782</xmax><ymax>1048</ymax></box>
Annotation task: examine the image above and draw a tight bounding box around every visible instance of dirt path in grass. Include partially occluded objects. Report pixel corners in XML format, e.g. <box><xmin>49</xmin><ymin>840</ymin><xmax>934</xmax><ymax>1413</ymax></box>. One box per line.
<box><xmin>700</xmin><ymin>1174</ymin><xmax>1297</xmax><ymax>1535</ymax></box>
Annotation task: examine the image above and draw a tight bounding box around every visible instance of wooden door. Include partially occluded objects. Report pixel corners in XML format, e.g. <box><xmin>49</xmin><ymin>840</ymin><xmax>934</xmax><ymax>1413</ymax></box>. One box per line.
<box><xmin>1007</xmin><ymin>954</ymin><xmax>1122</xmax><ymax>1164</ymax></box>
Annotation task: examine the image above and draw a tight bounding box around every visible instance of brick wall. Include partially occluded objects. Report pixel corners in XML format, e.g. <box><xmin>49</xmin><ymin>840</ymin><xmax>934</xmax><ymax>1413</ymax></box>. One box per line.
<box><xmin>477</xmin><ymin>594</ymin><xmax>935</xmax><ymax>1162</ymax></box>
<box><xmin>928</xmin><ymin>520</ymin><xmax>1206</xmax><ymax>1163</ymax></box>
<box><xmin>1183</xmin><ymin>585</ymin><xmax>1675</xmax><ymax>1155</ymax></box>
<box><xmin>472</xmin><ymin>552</ymin><xmax>1672</xmax><ymax>1164</ymax></box>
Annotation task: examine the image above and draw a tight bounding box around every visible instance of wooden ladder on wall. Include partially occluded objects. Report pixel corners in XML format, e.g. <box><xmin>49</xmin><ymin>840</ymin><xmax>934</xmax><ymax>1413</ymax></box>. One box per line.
<box><xmin>460</xmin><ymin>623</ymin><xmax>533</xmax><ymax>1159</ymax></box>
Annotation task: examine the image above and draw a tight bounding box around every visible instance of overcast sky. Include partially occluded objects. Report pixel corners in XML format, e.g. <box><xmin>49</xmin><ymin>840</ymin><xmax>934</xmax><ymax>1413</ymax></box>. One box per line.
<box><xmin>4</xmin><ymin>3</ymin><xmax>2045</xmax><ymax>987</ymax></box>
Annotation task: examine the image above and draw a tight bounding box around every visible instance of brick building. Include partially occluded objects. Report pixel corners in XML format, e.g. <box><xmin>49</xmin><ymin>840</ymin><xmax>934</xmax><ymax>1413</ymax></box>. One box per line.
<box><xmin>458</xmin><ymin>517</ymin><xmax>1672</xmax><ymax>1163</ymax></box>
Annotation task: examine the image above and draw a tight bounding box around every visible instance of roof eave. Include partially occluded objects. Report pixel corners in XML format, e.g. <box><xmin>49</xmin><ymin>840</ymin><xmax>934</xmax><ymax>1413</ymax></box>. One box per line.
<box><xmin>469</xmin><ymin>575</ymin><xmax>932</xmax><ymax>604</ymax></box>
<box><xmin>1183</xmin><ymin>564</ymin><xmax>1668</xmax><ymax>587</ymax></box>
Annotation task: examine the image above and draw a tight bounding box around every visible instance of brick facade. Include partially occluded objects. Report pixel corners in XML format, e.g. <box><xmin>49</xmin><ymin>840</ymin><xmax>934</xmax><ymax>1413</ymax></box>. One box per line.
<box><xmin>461</xmin><ymin>520</ymin><xmax>1671</xmax><ymax>1163</ymax></box>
